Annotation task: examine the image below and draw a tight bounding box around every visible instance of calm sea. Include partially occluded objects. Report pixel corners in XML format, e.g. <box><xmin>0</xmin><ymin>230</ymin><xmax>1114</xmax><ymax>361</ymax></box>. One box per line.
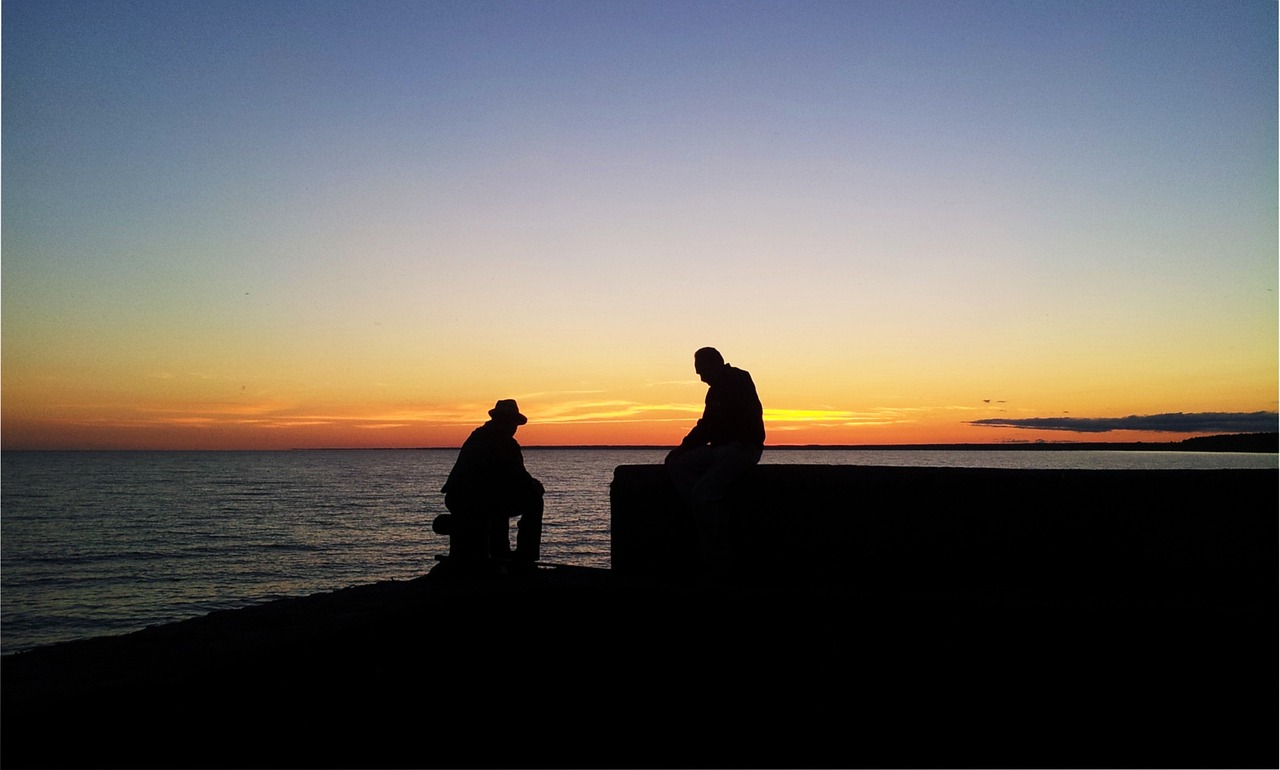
<box><xmin>2</xmin><ymin>447</ymin><xmax>1275</xmax><ymax>655</ymax></box>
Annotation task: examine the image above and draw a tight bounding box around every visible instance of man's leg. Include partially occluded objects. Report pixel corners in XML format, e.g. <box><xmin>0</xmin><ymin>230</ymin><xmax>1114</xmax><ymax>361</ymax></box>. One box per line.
<box><xmin>513</xmin><ymin>493</ymin><xmax>544</xmax><ymax>561</ymax></box>
<box><xmin>488</xmin><ymin>512</ymin><xmax>513</xmax><ymax>559</ymax></box>
<box><xmin>688</xmin><ymin>443</ymin><xmax>760</xmax><ymax>505</ymax></box>
<box><xmin>665</xmin><ymin>445</ymin><xmax>718</xmax><ymax>509</ymax></box>
<box><xmin>443</xmin><ymin>495</ymin><xmax>489</xmax><ymax>562</ymax></box>
<box><xmin>668</xmin><ymin>444</ymin><xmax>761</xmax><ymax>574</ymax></box>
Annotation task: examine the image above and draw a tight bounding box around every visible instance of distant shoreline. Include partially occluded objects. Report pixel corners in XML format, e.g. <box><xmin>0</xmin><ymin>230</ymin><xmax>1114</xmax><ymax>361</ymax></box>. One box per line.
<box><xmin>8</xmin><ymin>432</ymin><xmax>1275</xmax><ymax>454</ymax></box>
<box><xmin>761</xmin><ymin>432</ymin><xmax>1280</xmax><ymax>453</ymax></box>
<box><xmin>385</xmin><ymin>432</ymin><xmax>1280</xmax><ymax>453</ymax></box>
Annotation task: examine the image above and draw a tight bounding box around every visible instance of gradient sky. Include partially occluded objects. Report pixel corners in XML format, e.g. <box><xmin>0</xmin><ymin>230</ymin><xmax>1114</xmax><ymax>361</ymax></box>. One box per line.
<box><xmin>3</xmin><ymin>0</ymin><xmax>1277</xmax><ymax>450</ymax></box>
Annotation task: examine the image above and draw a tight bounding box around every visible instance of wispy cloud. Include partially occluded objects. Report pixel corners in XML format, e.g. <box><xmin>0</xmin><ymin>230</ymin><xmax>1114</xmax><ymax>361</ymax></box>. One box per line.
<box><xmin>969</xmin><ymin>412</ymin><xmax>1279</xmax><ymax>434</ymax></box>
<box><xmin>531</xmin><ymin>401</ymin><xmax>702</xmax><ymax>424</ymax></box>
<box><xmin>64</xmin><ymin>401</ymin><xmax>481</xmax><ymax>431</ymax></box>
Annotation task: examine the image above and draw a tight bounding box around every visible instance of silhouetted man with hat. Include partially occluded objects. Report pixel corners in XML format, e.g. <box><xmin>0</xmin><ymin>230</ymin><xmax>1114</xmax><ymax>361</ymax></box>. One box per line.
<box><xmin>435</xmin><ymin>399</ymin><xmax>544</xmax><ymax>570</ymax></box>
<box><xmin>666</xmin><ymin>347</ymin><xmax>765</xmax><ymax>575</ymax></box>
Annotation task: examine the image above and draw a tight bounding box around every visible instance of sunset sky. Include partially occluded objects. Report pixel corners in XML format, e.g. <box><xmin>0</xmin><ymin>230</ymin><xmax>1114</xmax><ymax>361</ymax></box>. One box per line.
<box><xmin>3</xmin><ymin>0</ymin><xmax>1277</xmax><ymax>450</ymax></box>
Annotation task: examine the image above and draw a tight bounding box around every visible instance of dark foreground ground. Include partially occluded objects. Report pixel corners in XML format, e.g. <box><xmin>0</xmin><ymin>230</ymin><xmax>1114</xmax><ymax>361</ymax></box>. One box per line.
<box><xmin>2</xmin><ymin>558</ymin><xmax>1274</xmax><ymax>770</ymax></box>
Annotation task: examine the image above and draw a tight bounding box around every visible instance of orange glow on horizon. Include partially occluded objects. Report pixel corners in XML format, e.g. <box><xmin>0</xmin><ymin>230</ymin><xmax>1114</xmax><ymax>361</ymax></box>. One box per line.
<box><xmin>1</xmin><ymin>402</ymin><xmax>1249</xmax><ymax>451</ymax></box>
<box><xmin>4</xmin><ymin>362</ymin><xmax>1273</xmax><ymax>451</ymax></box>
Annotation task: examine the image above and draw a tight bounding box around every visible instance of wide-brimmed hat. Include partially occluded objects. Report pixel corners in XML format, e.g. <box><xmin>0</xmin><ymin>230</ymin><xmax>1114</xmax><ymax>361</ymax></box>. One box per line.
<box><xmin>488</xmin><ymin>399</ymin><xmax>528</xmax><ymax>425</ymax></box>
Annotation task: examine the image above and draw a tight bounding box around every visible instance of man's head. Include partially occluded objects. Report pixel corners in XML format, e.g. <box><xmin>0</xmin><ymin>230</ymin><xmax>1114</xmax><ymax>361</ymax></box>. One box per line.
<box><xmin>488</xmin><ymin>399</ymin><xmax>528</xmax><ymax>434</ymax></box>
<box><xmin>694</xmin><ymin>347</ymin><xmax>726</xmax><ymax>385</ymax></box>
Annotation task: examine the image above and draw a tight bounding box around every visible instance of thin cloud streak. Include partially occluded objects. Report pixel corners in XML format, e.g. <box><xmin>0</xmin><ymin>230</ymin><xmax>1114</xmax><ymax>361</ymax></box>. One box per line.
<box><xmin>531</xmin><ymin>402</ymin><xmax>703</xmax><ymax>424</ymax></box>
<box><xmin>969</xmin><ymin>412</ymin><xmax>1279</xmax><ymax>434</ymax></box>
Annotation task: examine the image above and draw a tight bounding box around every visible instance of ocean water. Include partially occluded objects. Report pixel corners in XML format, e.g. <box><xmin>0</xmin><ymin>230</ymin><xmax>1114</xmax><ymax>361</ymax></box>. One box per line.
<box><xmin>2</xmin><ymin>447</ymin><xmax>1275</xmax><ymax>655</ymax></box>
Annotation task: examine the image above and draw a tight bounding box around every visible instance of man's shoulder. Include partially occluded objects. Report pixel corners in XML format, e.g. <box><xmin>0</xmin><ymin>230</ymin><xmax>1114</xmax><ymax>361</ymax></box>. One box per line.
<box><xmin>461</xmin><ymin>423</ymin><xmax>503</xmax><ymax>446</ymax></box>
<box><xmin>474</xmin><ymin>424</ymin><xmax>521</xmax><ymax>446</ymax></box>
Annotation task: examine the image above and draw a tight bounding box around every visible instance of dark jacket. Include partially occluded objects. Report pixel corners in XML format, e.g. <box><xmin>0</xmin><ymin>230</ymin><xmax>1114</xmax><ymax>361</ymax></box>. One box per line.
<box><xmin>680</xmin><ymin>364</ymin><xmax>765</xmax><ymax>449</ymax></box>
<box><xmin>441</xmin><ymin>422</ymin><xmax>542</xmax><ymax>504</ymax></box>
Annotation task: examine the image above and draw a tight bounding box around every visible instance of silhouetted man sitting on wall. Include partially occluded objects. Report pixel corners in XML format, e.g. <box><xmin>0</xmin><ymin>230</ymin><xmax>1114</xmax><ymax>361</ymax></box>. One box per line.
<box><xmin>434</xmin><ymin>399</ymin><xmax>544</xmax><ymax>571</ymax></box>
<box><xmin>665</xmin><ymin>347</ymin><xmax>765</xmax><ymax>575</ymax></box>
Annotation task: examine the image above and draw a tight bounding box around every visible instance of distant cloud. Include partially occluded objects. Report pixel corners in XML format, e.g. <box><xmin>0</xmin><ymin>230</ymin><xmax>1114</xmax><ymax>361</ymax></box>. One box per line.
<box><xmin>969</xmin><ymin>411</ymin><xmax>1278</xmax><ymax>434</ymax></box>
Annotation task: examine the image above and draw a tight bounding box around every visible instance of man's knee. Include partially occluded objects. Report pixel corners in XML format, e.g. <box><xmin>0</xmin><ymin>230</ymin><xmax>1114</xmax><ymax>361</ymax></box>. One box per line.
<box><xmin>666</xmin><ymin>446</ymin><xmax>711</xmax><ymax>485</ymax></box>
<box><xmin>689</xmin><ymin>480</ymin><xmax>729</xmax><ymax>505</ymax></box>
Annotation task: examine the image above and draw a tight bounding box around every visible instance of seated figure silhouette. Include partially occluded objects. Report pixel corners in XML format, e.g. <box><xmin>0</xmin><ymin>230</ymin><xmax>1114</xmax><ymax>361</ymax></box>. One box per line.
<box><xmin>665</xmin><ymin>347</ymin><xmax>765</xmax><ymax>576</ymax></box>
<box><xmin>434</xmin><ymin>399</ymin><xmax>544</xmax><ymax>571</ymax></box>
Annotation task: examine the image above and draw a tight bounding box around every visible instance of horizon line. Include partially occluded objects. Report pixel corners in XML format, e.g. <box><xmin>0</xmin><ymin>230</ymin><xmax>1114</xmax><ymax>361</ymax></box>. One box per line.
<box><xmin>7</xmin><ymin>432</ymin><xmax>1274</xmax><ymax>453</ymax></box>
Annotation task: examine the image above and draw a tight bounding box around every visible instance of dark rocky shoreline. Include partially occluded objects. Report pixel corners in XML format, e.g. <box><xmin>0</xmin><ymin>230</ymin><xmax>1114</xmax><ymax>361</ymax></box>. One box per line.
<box><xmin>3</xmin><ymin>560</ymin><xmax>1274</xmax><ymax>769</ymax></box>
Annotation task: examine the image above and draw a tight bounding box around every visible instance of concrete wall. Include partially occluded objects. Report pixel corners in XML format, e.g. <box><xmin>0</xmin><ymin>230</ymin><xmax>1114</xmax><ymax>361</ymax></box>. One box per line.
<box><xmin>610</xmin><ymin>464</ymin><xmax>1276</xmax><ymax>606</ymax></box>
